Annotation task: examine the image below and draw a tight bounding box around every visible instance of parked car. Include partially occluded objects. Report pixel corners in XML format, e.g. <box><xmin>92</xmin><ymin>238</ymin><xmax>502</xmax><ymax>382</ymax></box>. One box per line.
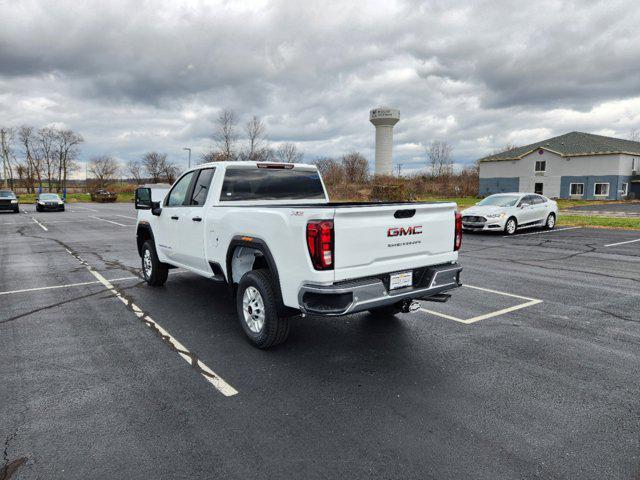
<box><xmin>135</xmin><ymin>161</ymin><xmax>463</xmax><ymax>348</ymax></box>
<box><xmin>35</xmin><ymin>193</ymin><xmax>65</xmax><ymax>212</ymax></box>
<box><xmin>0</xmin><ymin>189</ymin><xmax>19</xmax><ymax>213</ymax></box>
<box><xmin>461</xmin><ymin>193</ymin><xmax>558</xmax><ymax>235</ymax></box>
<box><xmin>90</xmin><ymin>189</ymin><xmax>118</xmax><ymax>202</ymax></box>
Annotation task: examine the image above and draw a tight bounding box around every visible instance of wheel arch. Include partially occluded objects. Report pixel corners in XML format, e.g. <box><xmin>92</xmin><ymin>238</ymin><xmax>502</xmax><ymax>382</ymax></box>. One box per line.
<box><xmin>225</xmin><ymin>236</ymin><xmax>281</xmax><ymax>286</ymax></box>
<box><xmin>136</xmin><ymin>223</ymin><xmax>155</xmax><ymax>257</ymax></box>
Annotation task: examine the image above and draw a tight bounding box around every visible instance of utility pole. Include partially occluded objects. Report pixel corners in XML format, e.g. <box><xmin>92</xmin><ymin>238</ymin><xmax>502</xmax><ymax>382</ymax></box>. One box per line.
<box><xmin>396</xmin><ymin>163</ymin><xmax>404</xmax><ymax>177</ymax></box>
<box><xmin>183</xmin><ymin>147</ymin><xmax>192</xmax><ymax>168</ymax></box>
<box><xmin>1</xmin><ymin>129</ymin><xmax>9</xmax><ymax>189</ymax></box>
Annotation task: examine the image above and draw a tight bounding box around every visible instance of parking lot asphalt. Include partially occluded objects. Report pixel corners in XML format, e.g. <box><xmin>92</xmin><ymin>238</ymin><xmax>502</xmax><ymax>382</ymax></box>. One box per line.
<box><xmin>1</xmin><ymin>203</ymin><xmax>639</xmax><ymax>479</ymax></box>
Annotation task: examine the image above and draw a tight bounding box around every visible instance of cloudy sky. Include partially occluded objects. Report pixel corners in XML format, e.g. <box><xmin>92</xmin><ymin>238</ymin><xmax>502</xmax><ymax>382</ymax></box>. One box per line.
<box><xmin>2</xmin><ymin>0</ymin><xmax>640</xmax><ymax>174</ymax></box>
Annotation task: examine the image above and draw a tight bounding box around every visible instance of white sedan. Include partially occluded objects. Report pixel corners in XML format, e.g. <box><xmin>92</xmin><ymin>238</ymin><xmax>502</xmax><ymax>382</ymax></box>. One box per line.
<box><xmin>461</xmin><ymin>193</ymin><xmax>558</xmax><ymax>235</ymax></box>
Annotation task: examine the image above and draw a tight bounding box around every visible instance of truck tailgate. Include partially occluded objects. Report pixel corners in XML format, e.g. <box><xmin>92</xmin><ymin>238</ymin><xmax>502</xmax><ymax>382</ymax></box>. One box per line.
<box><xmin>333</xmin><ymin>203</ymin><xmax>457</xmax><ymax>281</ymax></box>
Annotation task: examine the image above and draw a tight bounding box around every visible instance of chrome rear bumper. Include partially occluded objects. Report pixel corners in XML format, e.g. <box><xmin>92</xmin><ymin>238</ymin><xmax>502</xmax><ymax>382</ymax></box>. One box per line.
<box><xmin>298</xmin><ymin>263</ymin><xmax>462</xmax><ymax>316</ymax></box>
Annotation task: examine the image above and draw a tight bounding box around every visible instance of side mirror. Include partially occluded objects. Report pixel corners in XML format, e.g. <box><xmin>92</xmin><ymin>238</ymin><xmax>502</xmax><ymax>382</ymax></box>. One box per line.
<box><xmin>135</xmin><ymin>187</ymin><xmax>152</xmax><ymax>210</ymax></box>
<box><xmin>151</xmin><ymin>201</ymin><xmax>162</xmax><ymax>216</ymax></box>
<box><xmin>519</xmin><ymin>202</ymin><xmax>529</xmax><ymax>208</ymax></box>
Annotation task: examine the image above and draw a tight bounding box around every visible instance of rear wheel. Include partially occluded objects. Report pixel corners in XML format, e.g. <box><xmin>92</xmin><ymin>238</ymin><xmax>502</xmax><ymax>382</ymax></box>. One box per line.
<box><xmin>141</xmin><ymin>240</ymin><xmax>168</xmax><ymax>286</ymax></box>
<box><xmin>236</xmin><ymin>269</ymin><xmax>289</xmax><ymax>349</ymax></box>
<box><xmin>544</xmin><ymin>213</ymin><xmax>556</xmax><ymax>230</ymax></box>
<box><xmin>504</xmin><ymin>217</ymin><xmax>517</xmax><ymax>235</ymax></box>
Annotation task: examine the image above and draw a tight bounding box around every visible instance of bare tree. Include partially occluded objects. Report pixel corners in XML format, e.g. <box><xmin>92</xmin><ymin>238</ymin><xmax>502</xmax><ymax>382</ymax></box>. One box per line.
<box><xmin>160</xmin><ymin>159</ymin><xmax>179</xmax><ymax>183</ymax></box>
<box><xmin>88</xmin><ymin>155</ymin><xmax>120</xmax><ymax>189</ymax></box>
<box><xmin>243</xmin><ymin>115</ymin><xmax>268</xmax><ymax>161</ymax></box>
<box><xmin>126</xmin><ymin>159</ymin><xmax>143</xmax><ymax>183</ymax></box>
<box><xmin>427</xmin><ymin>140</ymin><xmax>453</xmax><ymax>177</ymax></box>
<box><xmin>18</xmin><ymin>126</ymin><xmax>37</xmax><ymax>192</ymax></box>
<box><xmin>37</xmin><ymin>127</ymin><xmax>58</xmax><ymax>191</ymax></box>
<box><xmin>313</xmin><ymin>157</ymin><xmax>343</xmax><ymax>185</ymax></box>
<box><xmin>340</xmin><ymin>152</ymin><xmax>369</xmax><ymax>183</ymax></box>
<box><xmin>214</xmin><ymin>109</ymin><xmax>238</xmax><ymax>161</ymax></box>
<box><xmin>141</xmin><ymin>151</ymin><xmax>167</xmax><ymax>183</ymax></box>
<box><xmin>629</xmin><ymin>129</ymin><xmax>640</xmax><ymax>142</ymax></box>
<box><xmin>54</xmin><ymin>129</ymin><xmax>83</xmax><ymax>192</ymax></box>
<box><xmin>0</xmin><ymin>128</ymin><xmax>14</xmax><ymax>189</ymax></box>
<box><xmin>275</xmin><ymin>142</ymin><xmax>303</xmax><ymax>163</ymax></box>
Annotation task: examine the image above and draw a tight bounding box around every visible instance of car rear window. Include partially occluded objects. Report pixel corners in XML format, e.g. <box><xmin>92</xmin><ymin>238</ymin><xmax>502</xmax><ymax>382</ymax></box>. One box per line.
<box><xmin>220</xmin><ymin>168</ymin><xmax>325</xmax><ymax>201</ymax></box>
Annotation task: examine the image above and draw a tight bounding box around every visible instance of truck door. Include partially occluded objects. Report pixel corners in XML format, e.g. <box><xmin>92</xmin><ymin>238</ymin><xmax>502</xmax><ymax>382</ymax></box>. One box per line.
<box><xmin>155</xmin><ymin>170</ymin><xmax>197</xmax><ymax>261</ymax></box>
<box><xmin>171</xmin><ymin>167</ymin><xmax>216</xmax><ymax>272</ymax></box>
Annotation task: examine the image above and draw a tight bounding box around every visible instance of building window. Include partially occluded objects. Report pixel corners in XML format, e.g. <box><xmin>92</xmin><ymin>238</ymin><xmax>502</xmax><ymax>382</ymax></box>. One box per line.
<box><xmin>535</xmin><ymin>161</ymin><xmax>546</xmax><ymax>172</ymax></box>
<box><xmin>621</xmin><ymin>183</ymin><xmax>628</xmax><ymax>196</ymax></box>
<box><xmin>570</xmin><ymin>183</ymin><xmax>584</xmax><ymax>196</ymax></box>
<box><xmin>594</xmin><ymin>183</ymin><xmax>610</xmax><ymax>196</ymax></box>
<box><xmin>534</xmin><ymin>183</ymin><xmax>543</xmax><ymax>194</ymax></box>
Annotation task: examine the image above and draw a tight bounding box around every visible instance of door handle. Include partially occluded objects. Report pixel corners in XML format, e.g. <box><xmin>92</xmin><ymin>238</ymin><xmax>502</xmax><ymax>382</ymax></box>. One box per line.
<box><xmin>192</xmin><ymin>217</ymin><xmax>202</xmax><ymax>222</ymax></box>
<box><xmin>171</xmin><ymin>215</ymin><xmax>179</xmax><ymax>220</ymax></box>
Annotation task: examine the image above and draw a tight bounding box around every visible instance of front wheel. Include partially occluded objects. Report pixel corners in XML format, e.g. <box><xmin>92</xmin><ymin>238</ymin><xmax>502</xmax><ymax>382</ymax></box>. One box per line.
<box><xmin>504</xmin><ymin>217</ymin><xmax>518</xmax><ymax>235</ymax></box>
<box><xmin>544</xmin><ymin>213</ymin><xmax>556</xmax><ymax>230</ymax></box>
<box><xmin>141</xmin><ymin>240</ymin><xmax>168</xmax><ymax>286</ymax></box>
<box><xmin>236</xmin><ymin>269</ymin><xmax>289</xmax><ymax>349</ymax></box>
<box><xmin>13</xmin><ymin>207</ymin><xmax>19</xmax><ymax>214</ymax></box>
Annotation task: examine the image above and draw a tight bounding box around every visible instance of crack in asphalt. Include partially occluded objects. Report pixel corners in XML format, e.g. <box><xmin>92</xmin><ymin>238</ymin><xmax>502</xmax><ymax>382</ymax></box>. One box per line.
<box><xmin>87</xmin><ymin>250</ymin><xmax>143</xmax><ymax>278</ymax></box>
<box><xmin>1</xmin><ymin>430</ymin><xmax>26</xmax><ymax>480</ymax></box>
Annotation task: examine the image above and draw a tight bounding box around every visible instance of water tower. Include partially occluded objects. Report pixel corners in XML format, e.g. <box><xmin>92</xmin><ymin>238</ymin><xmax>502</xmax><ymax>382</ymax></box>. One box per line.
<box><xmin>369</xmin><ymin>107</ymin><xmax>400</xmax><ymax>175</ymax></box>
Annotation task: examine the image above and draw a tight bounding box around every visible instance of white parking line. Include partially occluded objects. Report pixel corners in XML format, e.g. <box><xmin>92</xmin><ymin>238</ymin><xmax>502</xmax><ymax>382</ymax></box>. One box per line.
<box><xmin>31</xmin><ymin>217</ymin><xmax>48</xmax><ymax>231</ymax></box>
<box><xmin>89</xmin><ymin>215</ymin><xmax>131</xmax><ymax>227</ymax></box>
<box><xmin>420</xmin><ymin>284</ymin><xmax>542</xmax><ymax>324</ymax></box>
<box><xmin>503</xmin><ymin>226</ymin><xmax>581</xmax><ymax>238</ymax></box>
<box><xmin>61</xmin><ymin>248</ymin><xmax>237</xmax><ymax>396</ymax></box>
<box><xmin>604</xmin><ymin>238</ymin><xmax>640</xmax><ymax>247</ymax></box>
<box><xmin>0</xmin><ymin>271</ymin><xmax>185</xmax><ymax>296</ymax></box>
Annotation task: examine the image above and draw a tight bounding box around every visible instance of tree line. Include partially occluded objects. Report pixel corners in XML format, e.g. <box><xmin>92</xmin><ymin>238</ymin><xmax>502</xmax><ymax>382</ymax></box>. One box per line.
<box><xmin>1</xmin><ymin>126</ymin><xmax>83</xmax><ymax>192</ymax></box>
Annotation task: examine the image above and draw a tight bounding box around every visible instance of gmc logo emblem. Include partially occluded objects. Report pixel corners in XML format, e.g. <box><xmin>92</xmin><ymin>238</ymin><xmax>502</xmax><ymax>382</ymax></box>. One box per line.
<box><xmin>388</xmin><ymin>225</ymin><xmax>423</xmax><ymax>237</ymax></box>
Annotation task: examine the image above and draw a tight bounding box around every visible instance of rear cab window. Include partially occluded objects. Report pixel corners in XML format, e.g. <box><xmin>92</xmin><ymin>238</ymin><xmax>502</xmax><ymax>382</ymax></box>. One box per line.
<box><xmin>220</xmin><ymin>167</ymin><xmax>326</xmax><ymax>201</ymax></box>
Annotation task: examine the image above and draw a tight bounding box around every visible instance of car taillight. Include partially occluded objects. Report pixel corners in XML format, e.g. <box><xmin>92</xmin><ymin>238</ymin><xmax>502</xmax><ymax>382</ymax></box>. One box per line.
<box><xmin>307</xmin><ymin>220</ymin><xmax>334</xmax><ymax>270</ymax></box>
<box><xmin>454</xmin><ymin>212</ymin><xmax>462</xmax><ymax>251</ymax></box>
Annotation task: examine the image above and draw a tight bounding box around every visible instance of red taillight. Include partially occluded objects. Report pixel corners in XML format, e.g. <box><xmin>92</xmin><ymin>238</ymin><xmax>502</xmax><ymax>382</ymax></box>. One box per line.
<box><xmin>307</xmin><ymin>220</ymin><xmax>334</xmax><ymax>270</ymax></box>
<box><xmin>454</xmin><ymin>212</ymin><xmax>462</xmax><ymax>251</ymax></box>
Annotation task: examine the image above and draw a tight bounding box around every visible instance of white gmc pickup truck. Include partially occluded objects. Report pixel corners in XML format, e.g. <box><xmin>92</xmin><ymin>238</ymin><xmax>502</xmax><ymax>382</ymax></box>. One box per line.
<box><xmin>135</xmin><ymin>161</ymin><xmax>463</xmax><ymax>348</ymax></box>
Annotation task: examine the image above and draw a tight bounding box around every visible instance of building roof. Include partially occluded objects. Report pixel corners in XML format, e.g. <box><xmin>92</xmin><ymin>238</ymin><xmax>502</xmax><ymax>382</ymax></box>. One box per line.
<box><xmin>479</xmin><ymin>131</ymin><xmax>640</xmax><ymax>162</ymax></box>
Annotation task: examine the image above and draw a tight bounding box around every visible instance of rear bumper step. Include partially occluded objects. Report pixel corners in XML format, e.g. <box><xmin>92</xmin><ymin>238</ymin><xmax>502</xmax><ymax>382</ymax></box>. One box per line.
<box><xmin>299</xmin><ymin>263</ymin><xmax>462</xmax><ymax>316</ymax></box>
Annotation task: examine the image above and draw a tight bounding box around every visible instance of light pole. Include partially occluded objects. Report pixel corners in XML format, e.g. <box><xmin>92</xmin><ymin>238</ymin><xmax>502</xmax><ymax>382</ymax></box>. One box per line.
<box><xmin>183</xmin><ymin>147</ymin><xmax>192</xmax><ymax>168</ymax></box>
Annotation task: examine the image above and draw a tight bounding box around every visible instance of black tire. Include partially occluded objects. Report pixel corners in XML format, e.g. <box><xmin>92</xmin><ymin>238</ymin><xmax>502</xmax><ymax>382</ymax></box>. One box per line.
<box><xmin>544</xmin><ymin>213</ymin><xmax>556</xmax><ymax>230</ymax></box>
<box><xmin>236</xmin><ymin>269</ymin><xmax>289</xmax><ymax>349</ymax></box>
<box><xmin>36</xmin><ymin>205</ymin><xmax>41</xmax><ymax>212</ymax></box>
<box><xmin>504</xmin><ymin>217</ymin><xmax>518</xmax><ymax>235</ymax></box>
<box><xmin>141</xmin><ymin>240</ymin><xmax>168</xmax><ymax>286</ymax></box>
<box><xmin>13</xmin><ymin>207</ymin><xmax>19</xmax><ymax>214</ymax></box>
<box><xmin>368</xmin><ymin>304</ymin><xmax>403</xmax><ymax>317</ymax></box>
<box><xmin>60</xmin><ymin>206</ymin><xmax>65</xmax><ymax>212</ymax></box>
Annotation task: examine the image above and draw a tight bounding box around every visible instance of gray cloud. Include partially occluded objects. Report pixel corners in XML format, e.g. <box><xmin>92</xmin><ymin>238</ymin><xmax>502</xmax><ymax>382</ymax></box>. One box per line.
<box><xmin>1</xmin><ymin>0</ymin><xmax>640</xmax><ymax>171</ymax></box>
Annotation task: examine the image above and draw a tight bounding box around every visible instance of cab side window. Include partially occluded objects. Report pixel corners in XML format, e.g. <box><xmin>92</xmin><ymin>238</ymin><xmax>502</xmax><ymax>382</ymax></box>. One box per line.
<box><xmin>190</xmin><ymin>168</ymin><xmax>215</xmax><ymax>206</ymax></box>
<box><xmin>166</xmin><ymin>171</ymin><xmax>195</xmax><ymax>207</ymax></box>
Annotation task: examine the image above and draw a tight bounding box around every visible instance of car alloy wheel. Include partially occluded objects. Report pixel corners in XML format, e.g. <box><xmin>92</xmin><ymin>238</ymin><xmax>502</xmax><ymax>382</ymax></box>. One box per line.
<box><xmin>143</xmin><ymin>248</ymin><xmax>153</xmax><ymax>278</ymax></box>
<box><xmin>505</xmin><ymin>218</ymin><xmax>517</xmax><ymax>235</ymax></box>
<box><xmin>546</xmin><ymin>214</ymin><xmax>555</xmax><ymax>229</ymax></box>
<box><xmin>242</xmin><ymin>286</ymin><xmax>266</xmax><ymax>334</ymax></box>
